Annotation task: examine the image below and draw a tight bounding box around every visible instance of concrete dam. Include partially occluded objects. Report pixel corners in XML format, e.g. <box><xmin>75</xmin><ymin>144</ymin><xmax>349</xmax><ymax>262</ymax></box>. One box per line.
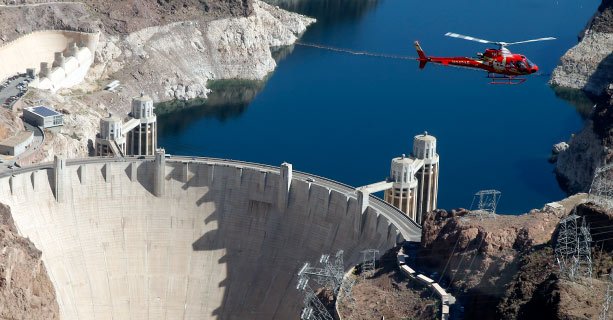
<box><xmin>0</xmin><ymin>155</ymin><xmax>421</xmax><ymax>319</ymax></box>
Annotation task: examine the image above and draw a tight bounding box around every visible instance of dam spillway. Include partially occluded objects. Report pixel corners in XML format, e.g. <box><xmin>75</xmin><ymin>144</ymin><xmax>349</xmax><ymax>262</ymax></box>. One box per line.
<box><xmin>0</xmin><ymin>156</ymin><xmax>420</xmax><ymax>319</ymax></box>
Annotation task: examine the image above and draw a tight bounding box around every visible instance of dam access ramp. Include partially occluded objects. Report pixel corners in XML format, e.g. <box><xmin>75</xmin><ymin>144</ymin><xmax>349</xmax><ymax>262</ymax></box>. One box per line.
<box><xmin>0</xmin><ymin>155</ymin><xmax>420</xmax><ymax>319</ymax></box>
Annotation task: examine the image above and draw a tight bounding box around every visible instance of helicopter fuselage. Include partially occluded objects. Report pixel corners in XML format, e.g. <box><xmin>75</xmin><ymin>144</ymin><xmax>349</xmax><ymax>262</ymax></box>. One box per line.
<box><xmin>415</xmin><ymin>42</ymin><xmax>539</xmax><ymax>77</ymax></box>
<box><xmin>422</xmin><ymin>48</ymin><xmax>539</xmax><ymax>76</ymax></box>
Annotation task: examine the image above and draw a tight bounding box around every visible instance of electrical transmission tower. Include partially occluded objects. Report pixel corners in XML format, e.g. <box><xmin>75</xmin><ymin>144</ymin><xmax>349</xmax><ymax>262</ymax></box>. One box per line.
<box><xmin>470</xmin><ymin>190</ymin><xmax>501</xmax><ymax>218</ymax></box>
<box><xmin>339</xmin><ymin>276</ymin><xmax>356</xmax><ymax>305</ymax></box>
<box><xmin>297</xmin><ymin>276</ymin><xmax>334</xmax><ymax>320</ymax></box>
<box><xmin>298</xmin><ymin>250</ymin><xmax>345</xmax><ymax>294</ymax></box>
<box><xmin>589</xmin><ymin>163</ymin><xmax>613</xmax><ymax>210</ymax></box>
<box><xmin>555</xmin><ymin>212</ymin><xmax>592</xmax><ymax>280</ymax></box>
<box><xmin>577</xmin><ymin>217</ymin><xmax>593</xmax><ymax>279</ymax></box>
<box><xmin>600</xmin><ymin>273</ymin><xmax>613</xmax><ymax>320</ymax></box>
<box><xmin>361</xmin><ymin>249</ymin><xmax>378</xmax><ymax>278</ymax></box>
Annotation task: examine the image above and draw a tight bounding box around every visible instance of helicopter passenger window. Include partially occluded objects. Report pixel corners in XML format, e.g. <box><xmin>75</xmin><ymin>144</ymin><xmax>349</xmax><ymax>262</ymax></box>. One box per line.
<box><xmin>517</xmin><ymin>61</ymin><xmax>527</xmax><ymax>71</ymax></box>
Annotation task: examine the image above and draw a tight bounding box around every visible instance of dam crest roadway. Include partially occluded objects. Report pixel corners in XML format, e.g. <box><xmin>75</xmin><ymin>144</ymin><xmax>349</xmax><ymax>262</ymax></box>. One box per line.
<box><xmin>0</xmin><ymin>153</ymin><xmax>420</xmax><ymax>319</ymax></box>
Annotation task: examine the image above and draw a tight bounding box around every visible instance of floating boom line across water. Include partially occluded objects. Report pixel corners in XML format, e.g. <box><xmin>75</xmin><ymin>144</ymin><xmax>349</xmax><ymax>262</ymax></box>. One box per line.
<box><xmin>295</xmin><ymin>42</ymin><xmax>418</xmax><ymax>60</ymax></box>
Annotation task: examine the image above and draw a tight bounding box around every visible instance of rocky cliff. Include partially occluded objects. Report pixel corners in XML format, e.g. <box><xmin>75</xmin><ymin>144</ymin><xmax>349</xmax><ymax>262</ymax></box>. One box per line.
<box><xmin>0</xmin><ymin>203</ymin><xmax>59</xmax><ymax>319</ymax></box>
<box><xmin>93</xmin><ymin>0</ymin><xmax>315</xmax><ymax>103</ymax></box>
<box><xmin>418</xmin><ymin>194</ymin><xmax>586</xmax><ymax>319</ymax></box>
<box><xmin>554</xmin><ymin>88</ymin><xmax>613</xmax><ymax>193</ymax></box>
<box><xmin>551</xmin><ymin>0</ymin><xmax>613</xmax><ymax>194</ymax></box>
<box><xmin>497</xmin><ymin>202</ymin><xmax>613</xmax><ymax>319</ymax></box>
<box><xmin>550</xmin><ymin>0</ymin><xmax>613</xmax><ymax>97</ymax></box>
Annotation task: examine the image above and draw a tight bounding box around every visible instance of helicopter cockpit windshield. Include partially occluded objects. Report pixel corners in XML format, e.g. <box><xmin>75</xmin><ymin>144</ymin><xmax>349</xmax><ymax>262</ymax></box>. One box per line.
<box><xmin>516</xmin><ymin>60</ymin><xmax>528</xmax><ymax>71</ymax></box>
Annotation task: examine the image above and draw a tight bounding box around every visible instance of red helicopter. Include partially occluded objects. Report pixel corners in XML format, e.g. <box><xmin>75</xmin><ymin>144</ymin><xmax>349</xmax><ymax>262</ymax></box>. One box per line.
<box><xmin>415</xmin><ymin>32</ymin><xmax>556</xmax><ymax>84</ymax></box>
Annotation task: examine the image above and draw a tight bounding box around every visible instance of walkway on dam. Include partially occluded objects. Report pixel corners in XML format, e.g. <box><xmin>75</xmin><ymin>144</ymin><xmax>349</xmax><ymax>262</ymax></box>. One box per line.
<box><xmin>0</xmin><ymin>155</ymin><xmax>422</xmax><ymax>241</ymax></box>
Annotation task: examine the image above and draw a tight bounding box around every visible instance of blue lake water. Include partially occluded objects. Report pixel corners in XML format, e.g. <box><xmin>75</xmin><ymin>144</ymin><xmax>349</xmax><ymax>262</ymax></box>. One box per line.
<box><xmin>158</xmin><ymin>0</ymin><xmax>599</xmax><ymax>214</ymax></box>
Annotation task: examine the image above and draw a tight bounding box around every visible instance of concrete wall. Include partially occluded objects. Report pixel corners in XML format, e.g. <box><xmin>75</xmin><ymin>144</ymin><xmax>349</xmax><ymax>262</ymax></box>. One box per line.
<box><xmin>0</xmin><ymin>158</ymin><xmax>408</xmax><ymax>319</ymax></box>
<box><xmin>0</xmin><ymin>30</ymin><xmax>99</xmax><ymax>82</ymax></box>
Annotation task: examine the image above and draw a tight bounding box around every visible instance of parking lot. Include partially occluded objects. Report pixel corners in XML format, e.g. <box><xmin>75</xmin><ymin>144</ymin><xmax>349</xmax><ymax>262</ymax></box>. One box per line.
<box><xmin>0</xmin><ymin>74</ymin><xmax>29</xmax><ymax>108</ymax></box>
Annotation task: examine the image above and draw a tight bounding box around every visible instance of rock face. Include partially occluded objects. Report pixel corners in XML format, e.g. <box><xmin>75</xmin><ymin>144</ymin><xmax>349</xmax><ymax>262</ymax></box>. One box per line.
<box><xmin>498</xmin><ymin>202</ymin><xmax>613</xmax><ymax>319</ymax></box>
<box><xmin>498</xmin><ymin>252</ymin><xmax>609</xmax><ymax>320</ymax></box>
<box><xmin>555</xmin><ymin>91</ymin><xmax>613</xmax><ymax>193</ymax></box>
<box><xmin>0</xmin><ymin>203</ymin><xmax>59</xmax><ymax>319</ymax></box>
<box><xmin>418</xmin><ymin>194</ymin><xmax>585</xmax><ymax>319</ymax></box>
<box><xmin>102</xmin><ymin>0</ymin><xmax>315</xmax><ymax>102</ymax></box>
<box><xmin>550</xmin><ymin>0</ymin><xmax>613</xmax><ymax>194</ymax></box>
<box><xmin>550</xmin><ymin>0</ymin><xmax>613</xmax><ymax>97</ymax></box>
<box><xmin>555</xmin><ymin>121</ymin><xmax>606</xmax><ymax>193</ymax></box>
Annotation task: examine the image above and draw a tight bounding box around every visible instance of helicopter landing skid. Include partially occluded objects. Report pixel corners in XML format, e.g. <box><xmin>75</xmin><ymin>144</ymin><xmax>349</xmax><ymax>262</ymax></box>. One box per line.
<box><xmin>487</xmin><ymin>73</ymin><xmax>526</xmax><ymax>85</ymax></box>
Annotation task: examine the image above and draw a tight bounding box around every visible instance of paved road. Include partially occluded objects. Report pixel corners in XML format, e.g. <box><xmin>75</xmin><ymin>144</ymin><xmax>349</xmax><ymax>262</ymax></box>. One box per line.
<box><xmin>0</xmin><ymin>155</ymin><xmax>422</xmax><ymax>241</ymax></box>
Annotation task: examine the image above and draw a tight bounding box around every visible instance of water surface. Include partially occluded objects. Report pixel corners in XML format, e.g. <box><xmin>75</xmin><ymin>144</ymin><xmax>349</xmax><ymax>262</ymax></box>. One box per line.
<box><xmin>159</xmin><ymin>0</ymin><xmax>599</xmax><ymax>213</ymax></box>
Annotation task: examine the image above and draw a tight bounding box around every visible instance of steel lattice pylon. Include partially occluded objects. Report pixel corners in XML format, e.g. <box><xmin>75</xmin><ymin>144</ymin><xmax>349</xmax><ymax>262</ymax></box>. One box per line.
<box><xmin>589</xmin><ymin>163</ymin><xmax>613</xmax><ymax>210</ymax></box>
<box><xmin>297</xmin><ymin>276</ymin><xmax>333</xmax><ymax>320</ymax></box>
<box><xmin>361</xmin><ymin>249</ymin><xmax>378</xmax><ymax>278</ymax></box>
<box><xmin>599</xmin><ymin>273</ymin><xmax>613</xmax><ymax>320</ymax></box>
<box><xmin>555</xmin><ymin>211</ymin><xmax>592</xmax><ymax>280</ymax></box>
<box><xmin>298</xmin><ymin>250</ymin><xmax>345</xmax><ymax>294</ymax></box>
<box><xmin>470</xmin><ymin>190</ymin><xmax>501</xmax><ymax>218</ymax></box>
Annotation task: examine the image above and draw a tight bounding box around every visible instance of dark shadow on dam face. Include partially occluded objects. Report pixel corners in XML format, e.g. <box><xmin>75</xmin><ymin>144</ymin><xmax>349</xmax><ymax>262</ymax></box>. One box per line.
<box><xmin>136</xmin><ymin>161</ymin><xmax>155</xmax><ymax>195</ymax></box>
<box><xmin>164</xmin><ymin>162</ymin><xmax>399</xmax><ymax>319</ymax></box>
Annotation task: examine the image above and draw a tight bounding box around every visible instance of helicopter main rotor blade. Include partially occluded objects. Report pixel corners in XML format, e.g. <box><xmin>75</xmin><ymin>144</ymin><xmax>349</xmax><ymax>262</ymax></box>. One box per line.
<box><xmin>504</xmin><ymin>37</ymin><xmax>557</xmax><ymax>46</ymax></box>
<box><xmin>445</xmin><ymin>32</ymin><xmax>495</xmax><ymax>44</ymax></box>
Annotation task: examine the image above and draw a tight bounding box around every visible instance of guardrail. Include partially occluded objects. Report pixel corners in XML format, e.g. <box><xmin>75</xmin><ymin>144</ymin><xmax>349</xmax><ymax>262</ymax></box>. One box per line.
<box><xmin>397</xmin><ymin>248</ymin><xmax>453</xmax><ymax>320</ymax></box>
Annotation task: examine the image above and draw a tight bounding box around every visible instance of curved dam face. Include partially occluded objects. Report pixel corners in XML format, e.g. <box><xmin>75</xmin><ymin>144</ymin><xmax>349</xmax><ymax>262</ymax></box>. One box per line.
<box><xmin>0</xmin><ymin>158</ymin><xmax>418</xmax><ymax>319</ymax></box>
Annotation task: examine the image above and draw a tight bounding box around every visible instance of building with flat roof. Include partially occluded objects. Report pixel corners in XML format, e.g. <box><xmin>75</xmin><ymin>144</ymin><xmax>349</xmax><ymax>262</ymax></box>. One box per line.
<box><xmin>23</xmin><ymin>106</ymin><xmax>64</xmax><ymax>128</ymax></box>
<box><xmin>0</xmin><ymin>131</ymin><xmax>33</xmax><ymax>156</ymax></box>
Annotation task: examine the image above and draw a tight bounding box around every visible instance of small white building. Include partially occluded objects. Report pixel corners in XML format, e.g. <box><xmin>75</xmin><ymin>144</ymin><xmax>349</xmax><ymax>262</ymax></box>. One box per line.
<box><xmin>0</xmin><ymin>131</ymin><xmax>33</xmax><ymax>156</ymax></box>
<box><xmin>23</xmin><ymin>106</ymin><xmax>64</xmax><ymax>128</ymax></box>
